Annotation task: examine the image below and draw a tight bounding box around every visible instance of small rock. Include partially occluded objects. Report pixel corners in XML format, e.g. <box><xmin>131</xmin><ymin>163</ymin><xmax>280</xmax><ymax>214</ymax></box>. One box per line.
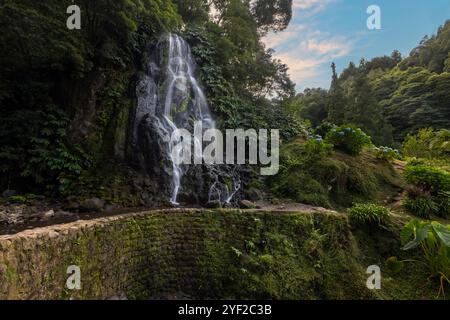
<box><xmin>81</xmin><ymin>198</ymin><xmax>105</xmax><ymax>211</ymax></box>
<box><xmin>205</xmin><ymin>200</ymin><xmax>222</xmax><ymax>209</ymax></box>
<box><xmin>239</xmin><ymin>200</ymin><xmax>256</xmax><ymax>209</ymax></box>
<box><xmin>44</xmin><ymin>209</ymin><xmax>55</xmax><ymax>218</ymax></box>
<box><xmin>47</xmin><ymin>230</ymin><xmax>59</xmax><ymax>239</ymax></box>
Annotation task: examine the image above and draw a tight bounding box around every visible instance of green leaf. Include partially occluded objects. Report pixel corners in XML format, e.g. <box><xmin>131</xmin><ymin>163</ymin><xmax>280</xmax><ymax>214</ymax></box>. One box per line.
<box><xmin>431</xmin><ymin>222</ymin><xmax>450</xmax><ymax>247</ymax></box>
<box><xmin>402</xmin><ymin>224</ymin><xmax>431</xmax><ymax>250</ymax></box>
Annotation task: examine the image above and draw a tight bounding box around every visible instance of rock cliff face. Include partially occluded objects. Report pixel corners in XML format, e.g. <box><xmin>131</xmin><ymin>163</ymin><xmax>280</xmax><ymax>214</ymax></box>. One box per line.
<box><xmin>132</xmin><ymin>34</ymin><xmax>242</xmax><ymax>206</ymax></box>
<box><xmin>57</xmin><ymin>33</ymin><xmax>246</xmax><ymax>208</ymax></box>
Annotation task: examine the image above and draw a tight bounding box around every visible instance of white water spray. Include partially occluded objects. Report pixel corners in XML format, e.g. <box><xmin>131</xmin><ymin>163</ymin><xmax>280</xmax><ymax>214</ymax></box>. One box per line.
<box><xmin>162</xmin><ymin>34</ymin><xmax>215</xmax><ymax>205</ymax></box>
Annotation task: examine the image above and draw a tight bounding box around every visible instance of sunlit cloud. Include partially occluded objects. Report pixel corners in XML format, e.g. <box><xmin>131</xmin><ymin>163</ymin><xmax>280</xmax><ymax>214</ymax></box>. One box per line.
<box><xmin>292</xmin><ymin>0</ymin><xmax>335</xmax><ymax>16</ymax></box>
<box><xmin>263</xmin><ymin>24</ymin><xmax>307</xmax><ymax>48</ymax></box>
<box><xmin>262</xmin><ymin>0</ymin><xmax>351</xmax><ymax>90</ymax></box>
<box><xmin>274</xmin><ymin>35</ymin><xmax>350</xmax><ymax>89</ymax></box>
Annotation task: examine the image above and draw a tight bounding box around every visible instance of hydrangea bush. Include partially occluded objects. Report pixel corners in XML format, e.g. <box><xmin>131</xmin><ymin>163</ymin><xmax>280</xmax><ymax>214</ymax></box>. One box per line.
<box><xmin>373</xmin><ymin>146</ymin><xmax>402</xmax><ymax>161</ymax></box>
<box><xmin>325</xmin><ymin>125</ymin><xmax>372</xmax><ymax>155</ymax></box>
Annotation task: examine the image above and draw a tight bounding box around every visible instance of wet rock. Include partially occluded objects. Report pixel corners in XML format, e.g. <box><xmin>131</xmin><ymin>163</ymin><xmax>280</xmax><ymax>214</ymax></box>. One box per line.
<box><xmin>239</xmin><ymin>200</ymin><xmax>256</xmax><ymax>209</ymax></box>
<box><xmin>81</xmin><ymin>198</ymin><xmax>105</xmax><ymax>211</ymax></box>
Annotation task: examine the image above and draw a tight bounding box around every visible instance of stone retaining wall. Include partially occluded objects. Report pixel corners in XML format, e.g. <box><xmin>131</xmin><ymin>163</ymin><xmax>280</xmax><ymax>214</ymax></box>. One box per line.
<box><xmin>0</xmin><ymin>209</ymin><xmax>371</xmax><ymax>300</ymax></box>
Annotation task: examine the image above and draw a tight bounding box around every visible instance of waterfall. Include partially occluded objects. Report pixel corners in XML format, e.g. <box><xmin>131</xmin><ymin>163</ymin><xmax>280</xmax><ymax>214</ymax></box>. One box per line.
<box><xmin>134</xmin><ymin>33</ymin><xmax>241</xmax><ymax>206</ymax></box>
<box><xmin>161</xmin><ymin>34</ymin><xmax>215</xmax><ymax>205</ymax></box>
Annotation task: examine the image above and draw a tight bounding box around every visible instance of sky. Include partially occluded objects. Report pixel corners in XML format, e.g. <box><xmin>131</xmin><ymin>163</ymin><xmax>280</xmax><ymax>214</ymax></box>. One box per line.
<box><xmin>263</xmin><ymin>0</ymin><xmax>450</xmax><ymax>92</ymax></box>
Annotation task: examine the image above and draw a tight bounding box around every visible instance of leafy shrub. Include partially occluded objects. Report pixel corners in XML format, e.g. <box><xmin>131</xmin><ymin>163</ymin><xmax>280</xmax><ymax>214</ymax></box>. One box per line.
<box><xmin>21</xmin><ymin>105</ymin><xmax>92</xmax><ymax>194</ymax></box>
<box><xmin>325</xmin><ymin>125</ymin><xmax>372</xmax><ymax>155</ymax></box>
<box><xmin>347</xmin><ymin>203</ymin><xmax>392</xmax><ymax>227</ymax></box>
<box><xmin>403</xmin><ymin>165</ymin><xmax>450</xmax><ymax>218</ymax></box>
<box><xmin>304</xmin><ymin>138</ymin><xmax>333</xmax><ymax>158</ymax></box>
<box><xmin>314</xmin><ymin>122</ymin><xmax>337</xmax><ymax>139</ymax></box>
<box><xmin>403</xmin><ymin>128</ymin><xmax>450</xmax><ymax>163</ymax></box>
<box><xmin>403</xmin><ymin>196</ymin><xmax>437</xmax><ymax>219</ymax></box>
<box><xmin>404</xmin><ymin>165</ymin><xmax>450</xmax><ymax>193</ymax></box>
<box><xmin>270</xmin><ymin>170</ymin><xmax>331</xmax><ymax>208</ymax></box>
<box><xmin>373</xmin><ymin>146</ymin><xmax>402</xmax><ymax>161</ymax></box>
<box><xmin>401</xmin><ymin>219</ymin><xmax>450</xmax><ymax>297</ymax></box>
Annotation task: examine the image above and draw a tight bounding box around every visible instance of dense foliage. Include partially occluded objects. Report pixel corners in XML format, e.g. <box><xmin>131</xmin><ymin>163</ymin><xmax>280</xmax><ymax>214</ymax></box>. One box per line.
<box><xmin>403</xmin><ymin>164</ymin><xmax>450</xmax><ymax>218</ymax></box>
<box><xmin>401</xmin><ymin>219</ymin><xmax>450</xmax><ymax>296</ymax></box>
<box><xmin>403</xmin><ymin>128</ymin><xmax>450</xmax><ymax>164</ymax></box>
<box><xmin>0</xmin><ymin>0</ymin><xmax>299</xmax><ymax>194</ymax></box>
<box><xmin>347</xmin><ymin>203</ymin><xmax>392</xmax><ymax>228</ymax></box>
<box><xmin>268</xmin><ymin>138</ymin><xmax>403</xmax><ymax>209</ymax></box>
<box><xmin>325</xmin><ymin>125</ymin><xmax>372</xmax><ymax>155</ymax></box>
<box><xmin>373</xmin><ymin>146</ymin><xmax>402</xmax><ymax>161</ymax></box>
<box><xmin>0</xmin><ymin>0</ymin><xmax>181</xmax><ymax>193</ymax></box>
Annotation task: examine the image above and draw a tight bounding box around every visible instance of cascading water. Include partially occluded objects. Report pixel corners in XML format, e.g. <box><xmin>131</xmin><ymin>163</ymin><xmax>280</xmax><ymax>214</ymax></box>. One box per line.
<box><xmin>134</xmin><ymin>33</ymin><xmax>241</xmax><ymax>206</ymax></box>
<box><xmin>162</xmin><ymin>34</ymin><xmax>216</xmax><ymax>204</ymax></box>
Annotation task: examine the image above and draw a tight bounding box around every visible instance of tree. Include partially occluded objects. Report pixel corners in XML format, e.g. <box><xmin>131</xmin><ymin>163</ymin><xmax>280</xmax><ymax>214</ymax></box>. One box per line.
<box><xmin>251</xmin><ymin>0</ymin><xmax>293</xmax><ymax>34</ymax></box>
<box><xmin>173</xmin><ymin>0</ymin><xmax>209</xmax><ymax>24</ymax></box>
<box><xmin>327</xmin><ymin>62</ymin><xmax>347</xmax><ymax>125</ymax></box>
<box><xmin>210</xmin><ymin>0</ymin><xmax>293</xmax><ymax>33</ymax></box>
<box><xmin>285</xmin><ymin>88</ymin><xmax>329</xmax><ymax>127</ymax></box>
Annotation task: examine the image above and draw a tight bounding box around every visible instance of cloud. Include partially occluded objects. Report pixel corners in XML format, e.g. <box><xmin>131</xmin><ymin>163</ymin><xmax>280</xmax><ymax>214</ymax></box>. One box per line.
<box><xmin>275</xmin><ymin>54</ymin><xmax>323</xmax><ymax>83</ymax></box>
<box><xmin>275</xmin><ymin>39</ymin><xmax>349</xmax><ymax>89</ymax></box>
<box><xmin>304</xmin><ymin>38</ymin><xmax>351</xmax><ymax>58</ymax></box>
<box><xmin>264</xmin><ymin>28</ymin><xmax>351</xmax><ymax>89</ymax></box>
<box><xmin>262</xmin><ymin>0</ymin><xmax>353</xmax><ymax>90</ymax></box>
<box><xmin>263</xmin><ymin>24</ymin><xmax>306</xmax><ymax>48</ymax></box>
<box><xmin>292</xmin><ymin>0</ymin><xmax>334</xmax><ymax>17</ymax></box>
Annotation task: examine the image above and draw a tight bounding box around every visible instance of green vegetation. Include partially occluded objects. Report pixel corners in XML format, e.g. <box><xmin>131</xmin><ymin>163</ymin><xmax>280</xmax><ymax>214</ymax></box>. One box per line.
<box><xmin>373</xmin><ymin>146</ymin><xmax>402</xmax><ymax>161</ymax></box>
<box><xmin>0</xmin><ymin>209</ymin><xmax>444</xmax><ymax>300</ymax></box>
<box><xmin>268</xmin><ymin>138</ymin><xmax>403</xmax><ymax>209</ymax></box>
<box><xmin>325</xmin><ymin>125</ymin><xmax>372</xmax><ymax>155</ymax></box>
<box><xmin>0</xmin><ymin>0</ymin><xmax>302</xmax><ymax>196</ymax></box>
<box><xmin>401</xmin><ymin>219</ymin><xmax>450</xmax><ymax>297</ymax></box>
<box><xmin>403</xmin><ymin>129</ymin><xmax>450</xmax><ymax>165</ymax></box>
<box><xmin>347</xmin><ymin>203</ymin><xmax>392</xmax><ymax>228</ymax></box>
<box><xmin>403</xmin><ymin>164</ymin><xmax>450</xmax><ymax>218</ymax></box>
<box><xmin>0</xmin><ymin>0</ymin><xmax>449</xmax><ymax>301</ymax></box>
<box><xmin>0</xmin><ymin>0</ymin><xmax>181</xmax><ymax>195</ymax></box>
<box><xmin>290</xmin><ymin>21</ymin><xmax>450</xmax><ymax>145</ymax></box>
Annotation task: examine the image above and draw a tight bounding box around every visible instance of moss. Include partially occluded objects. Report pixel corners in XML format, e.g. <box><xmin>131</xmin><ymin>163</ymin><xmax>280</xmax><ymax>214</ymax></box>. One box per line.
<box><xmin>0</xmin><ymin>209</ymin><xmax>445</xmax><ymax>300</ymax></box>
<box><xmin>4</xmin><ymin>264</ymin><xmax>17</xmax><ymax>283</ymax></box>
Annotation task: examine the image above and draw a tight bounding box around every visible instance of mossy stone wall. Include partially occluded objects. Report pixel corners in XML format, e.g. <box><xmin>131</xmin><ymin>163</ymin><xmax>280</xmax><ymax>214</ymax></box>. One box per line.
<box><xmin>0</xmin><ymin>209</ymin><xmax>371</xmax><ymax>300</ymax></box>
